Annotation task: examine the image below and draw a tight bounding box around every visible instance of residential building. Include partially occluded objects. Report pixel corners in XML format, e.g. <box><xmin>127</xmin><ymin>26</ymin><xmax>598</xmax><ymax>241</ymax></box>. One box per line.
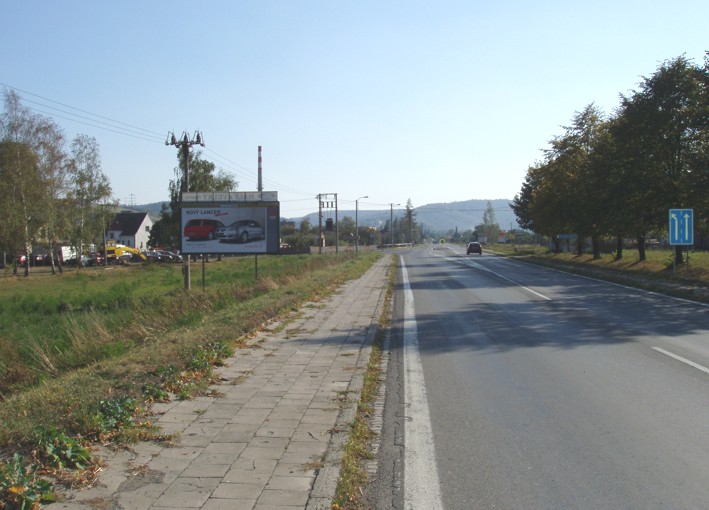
<box><xmin>107</xmin><ymin>212</ymin><xmax>153</xmax><ymax>250</ymax></box>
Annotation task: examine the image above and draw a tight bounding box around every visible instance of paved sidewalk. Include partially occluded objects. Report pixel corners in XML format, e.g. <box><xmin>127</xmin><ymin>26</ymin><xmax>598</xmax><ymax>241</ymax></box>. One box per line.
<box><xmin>55</xmin><ymin>256</ymin><xmax>390</xmax><ymax>510</ymax></box>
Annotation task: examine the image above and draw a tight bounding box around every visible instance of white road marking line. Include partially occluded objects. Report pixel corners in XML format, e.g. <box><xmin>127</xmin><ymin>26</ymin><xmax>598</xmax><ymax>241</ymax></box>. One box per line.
<box><xmin>450</xmin><ymin>255</ymin><xmax>552</xmax><ymax>301</ymax></box>
<box><xmin>401</xmin><ymin>257</ymin><xmax>444</xmax><ymax>510</ymax></box>
<box><xmin>651</xmin><ymin>347</ymin><xmax>709</xmax><ymax>374</ymax></box>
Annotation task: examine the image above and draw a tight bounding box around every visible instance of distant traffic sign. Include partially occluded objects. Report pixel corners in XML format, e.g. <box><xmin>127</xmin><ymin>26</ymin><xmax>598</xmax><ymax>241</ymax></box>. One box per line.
<box><xmin>669</xmin><ymin>209</ymin><xmax>693</xmax><ymax>245</ymax></box>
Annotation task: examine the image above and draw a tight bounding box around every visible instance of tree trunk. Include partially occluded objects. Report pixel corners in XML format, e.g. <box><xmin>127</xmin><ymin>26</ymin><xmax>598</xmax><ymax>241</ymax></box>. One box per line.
<box><xmin>674</xmin><ymin>245</ymin><xmax>684</xmax><ymax>265</ymax></box>
<box><xmin>637</xmin><ymin>234</ymin><xmax>646</xmax><ymax>261</ymax></box>
<box><xmin>21</xmin><ymin>187</ymin><xmax>31</xmax><ymax>276</ymax></box>
<box><xmin>23</xmin><ymin>245</ymin><xmax>30</xmax><ymax>277</ymax></box>
<box><xmin>615</xmin><ymin>236</ymin><xmax>623</xmax><ymax>261</ymax></box>
<box><xmin>49</xmin><ymin>235</ymin><xmax>57</xmax><ymax>275</ymax></box>
<box><xmin>592</xmin><ymin>235</ymin><xmax>601</xmax><ymax>259</ymax></box>
<box><xmin>576</xmin><ymin>238</ymin><xmax>583</xmax><ymax>256</ymax></box>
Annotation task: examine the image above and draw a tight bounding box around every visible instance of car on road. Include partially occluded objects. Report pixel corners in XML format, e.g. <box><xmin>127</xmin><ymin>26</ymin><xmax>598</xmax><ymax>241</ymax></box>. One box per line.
<box><xmin>183</xmin><ymin>219</ymin><xmax>225</xmax><ymax>241</ymax></box>
<box><xmin>466</xmin><ymin>241</ymin><xmax>482</xmax><ymax>255</ymax></box>
<box><xmin>216</xmin><ymin>219</ymin><xmax>265</xmax><ymax>243</ymax></box>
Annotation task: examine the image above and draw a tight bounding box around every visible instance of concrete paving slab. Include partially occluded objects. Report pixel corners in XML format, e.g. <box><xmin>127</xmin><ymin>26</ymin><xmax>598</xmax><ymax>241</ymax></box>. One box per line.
<box><xmin>56</xmin><ymin>256</ymin><xmax>390</xmax><ymax>509</ymax></box>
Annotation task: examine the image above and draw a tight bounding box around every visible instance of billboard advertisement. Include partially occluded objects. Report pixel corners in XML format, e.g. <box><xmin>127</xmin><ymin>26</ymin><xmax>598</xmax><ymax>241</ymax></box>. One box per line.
<box><xmin>180</xmin><ymin>192</ymin><xmax>280</xmax><ymax>255</ymax></box>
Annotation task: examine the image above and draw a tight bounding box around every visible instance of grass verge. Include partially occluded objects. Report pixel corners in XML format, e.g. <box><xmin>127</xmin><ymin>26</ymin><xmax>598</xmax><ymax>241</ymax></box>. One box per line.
<box><xmin>332</xmin><ymin>255</ymin><xmax>397</xmax><ymax>510</ymax></box>
<box><xmin>485</xmin><ymin>244</ymin><xmax>709</xmax><ymax>303</ymax></box>
<box><xmin>0</xmin><ymin>252</ymin><xmax>382</xmax><ymax>507</ymax></box>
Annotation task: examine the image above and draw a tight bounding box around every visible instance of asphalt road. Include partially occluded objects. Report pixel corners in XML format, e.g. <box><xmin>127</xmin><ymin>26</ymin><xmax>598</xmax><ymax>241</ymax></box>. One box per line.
<box><xmin>370</xmin><ymin>245</ymin><xmax>709</xmax><ymax>510</ymax></box>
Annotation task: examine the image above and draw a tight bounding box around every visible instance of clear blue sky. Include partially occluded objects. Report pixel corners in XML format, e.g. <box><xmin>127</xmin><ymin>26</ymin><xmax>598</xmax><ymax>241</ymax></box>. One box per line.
<box><xmin>2</xmin><ymin>1</ymin><xmax>706</xmax><ymax>219</ymax></box>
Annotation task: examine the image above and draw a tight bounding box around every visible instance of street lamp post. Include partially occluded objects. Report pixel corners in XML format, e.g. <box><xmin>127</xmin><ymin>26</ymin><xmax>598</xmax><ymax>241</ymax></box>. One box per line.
<box><xmin>355</xmin><ymin>196</ymin><xmax>368</xmax><ymax>253</ymax></box>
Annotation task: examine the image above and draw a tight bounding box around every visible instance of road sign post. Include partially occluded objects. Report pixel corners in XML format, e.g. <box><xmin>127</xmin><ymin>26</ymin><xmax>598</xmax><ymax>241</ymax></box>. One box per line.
<box><xmin>669</xmin><ymin>209</ymin><xmax>693</xmax><ymax>273</ymax></box>
<box><xmin>669</xmin><ymin>209</ymin><xmax>693</xmax><ymax>246</ymax></box>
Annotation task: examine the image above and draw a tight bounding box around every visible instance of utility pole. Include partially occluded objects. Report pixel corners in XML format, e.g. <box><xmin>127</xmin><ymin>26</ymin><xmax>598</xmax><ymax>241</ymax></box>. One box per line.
<box><xmin>166</xmin><ymin>130</ymin><xmax>204</xmax><ymax>290</ymax></box>
<box><xmin>317</xmin><ymin>193</ymin><xmax>338</xmax><ymax>254</ymax></box>
<box><xmin>317</xmin><ymin>194</ymin><xmax>323</xmax><ymax>254</ymax></box>
<box><xmin>356</xmin><ymin>195</ymin><xmax>368</xmax><ymax>253</ymax></box>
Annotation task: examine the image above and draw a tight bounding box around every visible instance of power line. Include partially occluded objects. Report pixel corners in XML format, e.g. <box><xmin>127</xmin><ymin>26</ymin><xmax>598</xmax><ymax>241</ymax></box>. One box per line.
<box><xmin>2</xmin><ymin>83</ymin><xmax>320</xmax><ymax>199</ymax></box>
<box><xmin>203</xmin><ymin>146</ymin><xmax>315</xmax><ymax>197</ymax></box>
<box><xmin>0</xmin><ymin>82</ymin><xmax>164</xmax><ymax>138</ymax></box>
<box><xmin>25</xmin><ymin>105</ymin><xmax>164</xmax><ymax>144</ymax></box>
<box><xmin>7</xmin><ymin>84</ymin><xmax>490</xmax><ymax>212</ymax></box>
<box><xmin>22</xmin><ymin>98</ymin><xmax>164</xmax><ymax>142</ymax></box>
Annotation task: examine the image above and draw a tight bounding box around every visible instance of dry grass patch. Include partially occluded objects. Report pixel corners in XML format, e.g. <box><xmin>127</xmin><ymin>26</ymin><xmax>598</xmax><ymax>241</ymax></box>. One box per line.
<box><xmin>0</xmin><ymin>252</ymin><xmax>383</xmax><ymax>503</ymax></box>
<box><xmin>332</xmin><ymin>255</ymin><xmax>395</xmax><ymax>509</ymax></box>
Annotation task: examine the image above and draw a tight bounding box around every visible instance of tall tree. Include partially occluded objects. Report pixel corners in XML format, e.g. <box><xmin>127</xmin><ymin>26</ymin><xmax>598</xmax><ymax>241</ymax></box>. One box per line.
<box><xmin>67</xmin><ymin>134</ymin><xmax>113</xmax><ymax>264</ymax></box>
<box><xmin>612</xmin><ymin>56</ymin><xmax>707</xmax><ymax>262</ymax></box>
<box><xmin>0</xmin><ymin>90</ymin><xmax>66</xmax><ymax>275</ymax></box>
<box><xmin>546</xmin><ymin>104</ymin><xmax>608</xmax><ymax>257</ymax></box>
<box><xmin>338</xmin><ymin>216</ymin><xmax>356</xmax><ymax>245</ymax></box>
<box><xmin>476</xmin><ymin>201</ymin><xmax>501</xmax><ymax>244</ymax></box>
<box><xmin>512</xmin><ymin>163</ymin><xmax>544</xmax><ymax>233</ymax></box>
<box><xmin>150</xmin><ymin>150</ymin><xmax>238</xmax><ymax>249</ymax></box>
<box><xmin>401</xmin><ymin>199</ymin><xmax>418</xmax><ymax>244</ymax></box>
<box><xmin>588</xmin><ymin>114</ymin><xmax>627</xmax><ymax>259</ymax></box>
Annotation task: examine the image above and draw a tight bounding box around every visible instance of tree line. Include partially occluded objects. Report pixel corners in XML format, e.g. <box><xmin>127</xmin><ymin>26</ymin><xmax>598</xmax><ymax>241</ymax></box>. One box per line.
<box><xmin>279</xmin><ymin>199</ymin><xmax>422</xmax><ymax>252</ymax></box>
<box><xmin>511</xmin><ymin>55</ymin><xmax>709</xmax><ymax>263</ymax></box>
<box><xmin>0</xmin><ymin>90</ymin><xmax>113</xmax><ymax>275</ymax></box>
<box><xmin>0</xmin><ymin>89</ymin><xmax>241</xmax><ymax>270</ymax></box>
<box><xmin>148</xmin><ymin>148</ymin><xmax>238</xmax><ymax>250</ymax></box>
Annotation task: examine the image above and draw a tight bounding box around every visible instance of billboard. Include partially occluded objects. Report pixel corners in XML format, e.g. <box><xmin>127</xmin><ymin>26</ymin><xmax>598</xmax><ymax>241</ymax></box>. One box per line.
<box><xmin>180</xmin><ymin>191</ymin><xmax>280</xmax><ymax>255</ymax></box>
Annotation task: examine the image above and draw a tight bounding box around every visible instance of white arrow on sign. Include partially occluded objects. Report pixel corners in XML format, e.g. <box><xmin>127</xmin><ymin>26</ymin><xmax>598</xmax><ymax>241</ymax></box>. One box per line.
<box><xmin>669</xmin><ymin>209</ymin><xmax>694</xmax><ymax>245</ymax></box>
<box><xmin>683</xmin><ymin>212</ymin><xmax>691</xmax><ymax>241</ymax></box>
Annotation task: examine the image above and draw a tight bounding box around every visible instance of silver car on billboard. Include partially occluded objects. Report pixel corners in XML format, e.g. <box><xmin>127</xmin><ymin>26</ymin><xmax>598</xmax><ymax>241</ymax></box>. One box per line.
<box><xmin>215</xmin><ymin>219</ymin><xmax>265</xmax><ymax>243</ymax></box>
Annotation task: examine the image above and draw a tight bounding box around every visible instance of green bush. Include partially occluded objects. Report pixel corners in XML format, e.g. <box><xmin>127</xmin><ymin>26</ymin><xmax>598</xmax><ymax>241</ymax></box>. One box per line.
<box><xmin>96</xmin><ymin>396</ymin><xmax>137</xmax><ymax>433</ymax></box>
<box><xmin>0</xmin><ymin>453</ymin><xmax>55</xmax><ymax>509</ymax></box>
<box><xmin>41</xmin><ymin>432</ymin><xmax>91</xmax><ymax>470</ymax></box>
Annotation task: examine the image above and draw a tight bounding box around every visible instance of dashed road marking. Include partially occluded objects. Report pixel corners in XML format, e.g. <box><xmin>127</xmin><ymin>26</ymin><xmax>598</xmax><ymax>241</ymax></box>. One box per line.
<box><xmin>652</xmin><ymin>347</ymin><xmax>709</xmax><ymax>375</ymax></box>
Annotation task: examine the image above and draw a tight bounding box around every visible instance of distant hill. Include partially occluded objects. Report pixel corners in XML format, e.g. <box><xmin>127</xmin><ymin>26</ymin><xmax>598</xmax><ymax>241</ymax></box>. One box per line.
<box><xmin>118</xmin><ymin>202</ymin><xmax>166</xmax><ymax>223</ymax></box>
<box><xmin>121</xmin><ymin>202</ymin><xmax>165</xmax><ymax>214</ymax></box>
<box><xmin>126</xmin><ymin>199</ymin><xmax>519</xmax><ymax>234</ymax></box>
<box><xmin>298</xmin><ymin>199</ymin><xmax>518</xmax><ymax>234</ymax></box>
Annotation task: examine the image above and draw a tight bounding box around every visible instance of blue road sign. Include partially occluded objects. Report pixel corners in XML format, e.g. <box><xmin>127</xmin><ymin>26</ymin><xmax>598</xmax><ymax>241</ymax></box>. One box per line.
<box><xmin>669</xmin><ymin>209</ymin><xmax>693</xmax><ymax>245</ymax></box>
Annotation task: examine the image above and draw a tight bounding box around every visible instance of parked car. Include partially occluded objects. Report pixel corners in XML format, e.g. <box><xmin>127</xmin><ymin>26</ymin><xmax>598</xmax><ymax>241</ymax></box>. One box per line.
<box><xmin>65</xmin><ymin>254</ymin><xmax>90</xmax><ymax>267</ymax></box>
<box><xmin>183</xmin><ymin>219</ymin><xmax>224</xmax><ymax>240</ymax></box>
<box><xmin>87</xmin><ymin>252</ymin><xmax>105</xmax><ymax>266</ymax></box>
<box><xmin>142</xmin><ymin>250</ymin><xmax>164</xmax><ymax>263</ymax></box>
<box><xmin>466</xmin><ymin>242</ymin><xmax>483</xmax><ymax>255</ymax></box>
<box><xmin>215</xmin><ymin>220</ymin><xmax>265</xmax><ymax>243</ymax></box>
<box><xmin>30</xmin><ymin>253</ymin><xmax>53</xmax><ymax>266</ymax></box>
<box><xmin>154</xmin><ymin>250</ymin><xmax>181</xmax><ymax>262</ymax></box>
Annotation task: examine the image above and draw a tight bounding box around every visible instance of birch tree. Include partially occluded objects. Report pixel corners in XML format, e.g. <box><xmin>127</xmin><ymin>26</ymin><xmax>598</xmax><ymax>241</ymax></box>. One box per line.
<box><xmin>67</xmin><ymin>134</ymin><xmax>112</xmax><ymax>262</ymax></box>
<box><xmin>0</xmin><ymin>90</ymin><xmax>66</xmax><ymax>276</ymax></box>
